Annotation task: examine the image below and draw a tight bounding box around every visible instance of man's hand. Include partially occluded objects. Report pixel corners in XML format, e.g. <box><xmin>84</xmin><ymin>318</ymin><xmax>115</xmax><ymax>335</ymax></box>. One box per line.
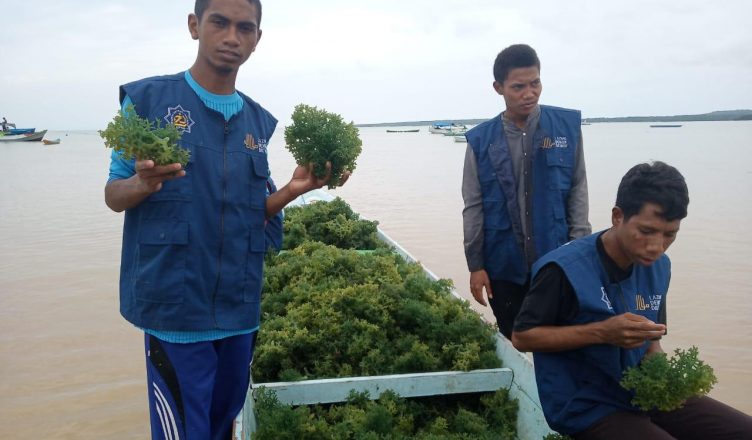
<box><xmin>265</xmin><ymin>161</ymin><xmax>351</xmax><ymax>219</ymax></box>
<box><xmin>134</xmin><ymin>159</ymin><xmax>185</xmax><ymax>194</ymax></box>
<box><xmin>470</xmin><ymin>269</ymin><xmax>493</xmax><ymax>306</ymax></box>
<box><xmin>600</xmin><ymin>312</ymin><xmax>666</xmax><ymax>349</ymax></box>
<box><xmin>512</xmin><ymin>313</ymin><xmax>666</xmax><ymax>353</ymax></box>
<box><xmin>105</xmin><ymin>159</ymin><xmax>185</xmax><ymax>212</ymax></box>
<box><xmin>287</xmin><ymin>161</ymin><xmax>351</xmax><ymax>198</ymax></box>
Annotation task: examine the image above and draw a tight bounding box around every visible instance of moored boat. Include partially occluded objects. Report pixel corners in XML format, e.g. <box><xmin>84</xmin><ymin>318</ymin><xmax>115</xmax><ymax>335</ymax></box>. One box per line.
<box><xmin>650</xmin><ymin>124</ymin><xmax>682</xmax><ymax>128</ymax></box>
<box><xmin>42</xmin><ymin>138</ymin><xmax>61</xmax><ymax>145</ymax></box>
<box><xmin>0</xmin><ymin>130</ymin><xmax>48</xmax><ymax>142</ymax></box>
<box><xmin>5</xmin><ymin>128</ymin><xmax>36</xmax><ymax>135</ymax></box>
<box><xmin>235</xmin><ymin>189</ymin><xmax>553</xmax><ymax>439</ymax></box>
<box><xmin>429</xmin><ymin>121</ymin><xmax>467</xmax><ymax>134</ymax></box>
<box><xmin>386</xmin><ymin>129</ymin><xmax>420</xmax><ymax>133</ymax></box>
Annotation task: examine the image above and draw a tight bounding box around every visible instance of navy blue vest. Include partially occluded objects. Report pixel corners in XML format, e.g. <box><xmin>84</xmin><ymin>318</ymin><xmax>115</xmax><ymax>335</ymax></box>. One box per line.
<box><xmin>466</xmin><ymin>105</ymin><xmax>581</xmax><ymax>283</ymax></box>
<box><xmin>118</xmin><ymin>73</ymin><xmax>277</xmax><ymax>331</ymax></box>
<box><xmin>530</xmin><ymin>233</ymin><xmax>670</xmax><ymax>434</ymax></box>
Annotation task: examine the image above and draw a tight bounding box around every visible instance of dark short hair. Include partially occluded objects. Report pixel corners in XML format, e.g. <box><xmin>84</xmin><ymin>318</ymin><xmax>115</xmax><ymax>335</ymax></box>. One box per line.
<box><xmin>493</xmin><ymin>44</ymin><xmax>541</xmax><ymax>84</ymax></box>
<box><xmin>616</xmin><ymin>161</ymin><xmax>689</xmax><ymax>221</ymax></box>
<box><xmin>195</xmin><ymin>0</ymin><xmax>262</xmax><ymax>25</ymax></box>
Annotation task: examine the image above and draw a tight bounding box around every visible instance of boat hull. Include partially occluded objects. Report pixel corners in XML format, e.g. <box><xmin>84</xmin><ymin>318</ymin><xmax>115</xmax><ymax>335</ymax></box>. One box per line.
<box><xmin>0</xmin><ymin>130</ymin><xmax>47</xmax><ymax>142</ymax></box>
<box><xmin>235</xmin><ymin>189</ymin><xmax>553</xmax><ymax>439</ymax></box>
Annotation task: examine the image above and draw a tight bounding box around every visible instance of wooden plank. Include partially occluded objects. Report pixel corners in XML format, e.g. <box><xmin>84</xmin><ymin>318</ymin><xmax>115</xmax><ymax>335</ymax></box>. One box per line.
<box><xmin>252</xmin><ymin>368</ymin><xmax>513</xmax><ymax>406</ymax></box>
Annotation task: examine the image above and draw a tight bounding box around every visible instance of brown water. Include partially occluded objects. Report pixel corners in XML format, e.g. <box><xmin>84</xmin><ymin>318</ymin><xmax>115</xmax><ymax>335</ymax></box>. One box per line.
<box><xmin>1</xmin><ymin>122</ymin><xmax>750</xmax><ymax>438</ymax></box>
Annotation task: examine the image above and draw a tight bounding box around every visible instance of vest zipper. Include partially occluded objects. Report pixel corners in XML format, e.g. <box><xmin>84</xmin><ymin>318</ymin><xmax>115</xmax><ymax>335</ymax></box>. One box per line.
<box><xmin>211</xmin><ymin>120</ymin><xmax>230</xmax><ymax>328</ymax></box>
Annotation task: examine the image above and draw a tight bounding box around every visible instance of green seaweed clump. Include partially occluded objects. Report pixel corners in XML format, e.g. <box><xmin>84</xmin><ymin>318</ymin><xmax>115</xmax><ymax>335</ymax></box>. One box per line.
<box><xmin>282</xmin><ymin>197</ymin><xmax>382</xmax><ymax>250</ymax></box>
<box><xmin>99</xmin><ymin>104</ymin><xmax>189</xmax><ymax>166</ymax></box>
<box><xmin>284</xmin><ymin>104</ymin><xmax>362</xmax><ymax>189</ymax></box>
<box><xmin>253</xmin><ymin>388</ymin><xmax>518</xmax><ymax>439</ymax></box>
<box><xmin>620</xmin><ymin>346</ymin><xmax>717</xmax><ymax>411</ymax></box>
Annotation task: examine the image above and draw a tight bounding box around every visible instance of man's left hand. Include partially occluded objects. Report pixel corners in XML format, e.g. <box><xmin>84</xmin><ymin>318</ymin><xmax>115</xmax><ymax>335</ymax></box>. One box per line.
<box><xmin>288</xmin><ymin>161</ymin><xmax>350</xmax><ymax>197</ymax></box>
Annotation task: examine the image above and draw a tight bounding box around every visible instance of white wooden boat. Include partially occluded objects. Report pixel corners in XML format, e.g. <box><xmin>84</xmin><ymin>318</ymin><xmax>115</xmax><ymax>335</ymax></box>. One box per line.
<box><xmin>0</xmin><ymin>130</ymin><xmax>47</xmax><ymax>142</ymax></box>
<box><xmin>234</xmin><ymin>189</ymin><xmax>553</xmax><ymax>439</ymax></box>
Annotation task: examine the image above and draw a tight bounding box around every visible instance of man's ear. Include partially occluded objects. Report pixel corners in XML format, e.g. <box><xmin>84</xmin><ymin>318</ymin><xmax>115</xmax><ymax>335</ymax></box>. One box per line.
<box><xmin>493</xmin><ymin>81</ymin><xmax>503</xmax><ymax>96</ymax></box>
<box><xmin>611</xmin><ymin>206</ymin><xmax>624</xmax><ymax>227</ymax></box>
<box><xmin>188</xmin><ymin>13</ymin><xmax>199</xmax><ymax>40</ymax></box>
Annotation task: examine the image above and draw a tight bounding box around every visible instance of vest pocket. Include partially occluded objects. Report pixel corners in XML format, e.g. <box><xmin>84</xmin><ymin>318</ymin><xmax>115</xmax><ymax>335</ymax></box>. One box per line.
<box><xmin>243</xmin><ymin>229</ymin><xmax>266</xmax><ymax>303</ymax></box>
<box><xmin>134</xmin><ymin>220</ymin><xmax>189</xmax><ymax>304</ymax></box>
<box><xmin>545</xmin><ymin>148</ymin><xmax>574</xmax><ymax>190</ymax></box>
<box><xmin>249</xmin><ymin>152</ymin><xmax>270</xmax><ymax>210</ymax></box>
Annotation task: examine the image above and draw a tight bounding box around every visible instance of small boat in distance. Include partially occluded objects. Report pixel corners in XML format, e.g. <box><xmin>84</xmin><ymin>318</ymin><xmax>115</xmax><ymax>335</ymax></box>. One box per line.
<box><xmin>650</xmin><ymin>124</ymin><xmax>682</xmax><ymax>128</ymax></box>
<box><xmin>386</xmin><ymin>129</ymin><xmax>420</xmax><ymax>133</ymax></box>
<box><xmin>429</xmin><ymin>121</ymin><xmax>467</xmax><ymax>134</ymax></box>
<box><xmin>43</xmin><ymin>138</ymin><xmax>61</xmax><ymax>145</ymax></box>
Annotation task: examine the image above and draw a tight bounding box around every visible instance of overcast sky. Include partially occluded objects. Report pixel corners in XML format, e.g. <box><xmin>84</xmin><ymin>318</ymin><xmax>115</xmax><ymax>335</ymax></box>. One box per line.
<box><xmin>2</xmin><ymin>0</ymin><xmax>751</xmax><ymax>130</ymax></box>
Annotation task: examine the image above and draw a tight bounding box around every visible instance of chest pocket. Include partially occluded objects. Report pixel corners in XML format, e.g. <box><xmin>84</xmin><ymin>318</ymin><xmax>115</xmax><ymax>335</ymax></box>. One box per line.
<box><xmin>544</xmin><ymin>146</ymin><xmax>574</xmax><ymax>190</ymax></box>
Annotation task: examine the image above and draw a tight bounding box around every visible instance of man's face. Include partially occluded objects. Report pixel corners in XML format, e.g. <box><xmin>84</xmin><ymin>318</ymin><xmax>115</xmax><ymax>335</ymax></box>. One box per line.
<box><xmin>493</xmin><ymin>66</ymin><xmax>542</xmax><ymax>123</ymax></box>
<box><xmin>189</xmin><ymin>0</ymin><xmax>262</xmax><ymax>74</ymax></box>
<box><xmin>612</xmin><ymin>202</ymin><xmax>681</xmax><ymax>267</ymax></box>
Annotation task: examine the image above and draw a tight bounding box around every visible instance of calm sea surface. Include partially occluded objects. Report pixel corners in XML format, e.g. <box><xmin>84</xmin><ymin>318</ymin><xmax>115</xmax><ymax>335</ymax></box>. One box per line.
<box><xmin>1</xmin><ymin>121</ymin><xmax>751</xmax><ymax>438</ymax></box>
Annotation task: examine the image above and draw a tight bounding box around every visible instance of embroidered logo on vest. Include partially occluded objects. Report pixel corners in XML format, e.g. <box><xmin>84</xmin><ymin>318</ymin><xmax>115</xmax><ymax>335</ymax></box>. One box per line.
<box><xmin>245</xmin><ymin>133</ymin><xmax>268</xmax><ymax>153</ymax></box>
<box><xmin>600</xmin><ymin>286</ymin><xmax>613</xmax><ymax>310</ymax></box>
<box><xmin>164</xmin><ymin>105</ymin><xmax>195</xmax><ymax>134</ymax></box>
<box><xmin>244</xmin><ymin>133</ymin><xmax>257</xmax><ymax>150</ymax></box>
<box><xmin>542</xmin><ymin>136</ymin><xmax>569</xmax><ymax>149</ymax></box>
<box><xmin>636</xmin><ymin>293</ymin><xmax>662</xmax><ymax>311</ymax></box>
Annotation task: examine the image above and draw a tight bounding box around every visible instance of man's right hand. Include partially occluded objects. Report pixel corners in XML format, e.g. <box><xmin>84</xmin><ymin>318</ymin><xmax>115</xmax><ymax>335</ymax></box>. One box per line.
<box><xmin>105</xmin><ymin>160</ymin><xmax>185</xmax><ymax>213</ymax></box>
<box><xmin>470</xmin><ymin>269</ymin><xmax>493</xmax><ymax>306</ymax></box>
<box><xmin>135</xmin><ymin>159</ymin><xmax>185</xmax><ymax>194</ymax></box>
<box><xmin>600</xmin><ymin>312</ymin><xmax>666</xmax><ymax>349</ymax></box>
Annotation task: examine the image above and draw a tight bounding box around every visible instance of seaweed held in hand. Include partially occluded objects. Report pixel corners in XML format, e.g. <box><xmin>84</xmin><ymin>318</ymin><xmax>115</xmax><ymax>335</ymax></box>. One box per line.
<box><xmin>99</xmin><ymin>104</ymin><xmax>190</xmax><ymax>166</ymax></box>
<box><xmin>284</xmin><ymin>104</ymin><xmax>362</xmax><ymax>189</ymax></box>
<box><xmin>620</xmin><ymin>346</ymin><xmax>717</xmax><ymax>411</ymax></box>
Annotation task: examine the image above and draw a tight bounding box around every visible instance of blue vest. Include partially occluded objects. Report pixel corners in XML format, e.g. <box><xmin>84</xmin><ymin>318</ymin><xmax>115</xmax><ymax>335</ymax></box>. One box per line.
<box><xmin>466</xmin><ymin>105</ymin><xmax>581</xmax><ymax>283</ymax></box>
<box><xmin>530</xmin><ymin>233</ymin><xmax>670</xmax><ymax>434</ymax></box>
<box><xmin>118</xmin><ymin>73</ymin><xmax>277</xmax><ymax>331</ymax></box>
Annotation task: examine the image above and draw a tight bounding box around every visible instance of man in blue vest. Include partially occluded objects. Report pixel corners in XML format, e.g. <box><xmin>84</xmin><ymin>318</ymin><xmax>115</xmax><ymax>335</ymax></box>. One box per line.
<box><xmin>104</xmin><ymin>1</ymin><xmax>345</xmax><ymax>438</ymax></box>
<box><xmin>512</xmin><ymin>162</ymin><xmax>752</xmax><ymax>439</ymax></box>
<box><xmin>462</xmin><ymin>44</ymin><xmax>591</xmax><ymax>339</ymax></box>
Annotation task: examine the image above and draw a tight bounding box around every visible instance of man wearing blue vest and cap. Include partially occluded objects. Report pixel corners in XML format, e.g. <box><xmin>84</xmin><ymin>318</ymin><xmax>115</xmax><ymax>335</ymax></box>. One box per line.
<box><xmin>512</xmin><ymin>161</ymin><xmax>752</xmax><ymax>439</ymax></box>
<box><xmin>463</xmin><ymin>44</ymin><xmax>591</xmax><ymax>339</ymax></box>
<box><xmin>104</xmin><ymin>0</ymin><xmax>345</xmax><ymax>438</ymax></box>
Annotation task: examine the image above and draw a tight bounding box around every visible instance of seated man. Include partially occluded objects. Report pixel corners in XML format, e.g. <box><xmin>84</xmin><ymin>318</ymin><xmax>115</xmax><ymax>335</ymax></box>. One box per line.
<box><xmin>512</xmin><ymin>161</ymin><xmax>752</xmax><ymax>439</ymax></box>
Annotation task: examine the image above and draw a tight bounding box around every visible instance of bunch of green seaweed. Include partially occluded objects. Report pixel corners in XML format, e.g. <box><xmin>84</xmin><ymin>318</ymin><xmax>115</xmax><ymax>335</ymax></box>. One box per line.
<box><xmin>282</xmin><ymin>197</ymin><xmax>383</xmax><ymax>250</ymax></box>
<box><xmin>284</xmin><ymin>104</ymin><xmax>362</xmax><ymax>189</ymax></box>
<box><xmin>253</xmin><ymin>388</ymin><xmax>518</xmax><ymax>440</ymax></box>
<box><xmin>620</xmin><ymin>346</ymin><xmax>717</xmax><ymax>411</ymax></box>
<box><xmin>252</xmin><ymin>198</ymin><xmax>515</xmax><ymax>437</ymax></box>
<box><xmin>99</xmin><ymin>104</ymin><xmax>190</xmax><ymax>166</ymax></box>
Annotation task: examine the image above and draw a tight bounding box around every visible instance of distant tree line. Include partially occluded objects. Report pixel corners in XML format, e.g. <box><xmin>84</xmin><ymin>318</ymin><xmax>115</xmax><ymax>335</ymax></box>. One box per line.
<box><xmin>356</xmin><ymin>110</ymin><xmax>752</xmax><ymax>127</ymax></box>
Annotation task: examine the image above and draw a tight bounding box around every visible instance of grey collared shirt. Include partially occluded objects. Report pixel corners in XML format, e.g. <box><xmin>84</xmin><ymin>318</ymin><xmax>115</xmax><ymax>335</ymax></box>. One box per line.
<box><xmin>462</xmin><ymin>106</ymin><xmax>591</xmax><ymax>273</ymax></box>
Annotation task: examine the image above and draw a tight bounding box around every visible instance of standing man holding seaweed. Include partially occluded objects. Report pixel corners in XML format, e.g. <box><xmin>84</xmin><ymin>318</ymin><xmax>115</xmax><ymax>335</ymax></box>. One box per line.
<box><xmin>462</xmin><ymin>44</ymin><xmax>591</xmax><ymax>339</ymax></box>
<box><xmin>512</xmin><ymin>162</ymin><xmax>752</xmax><ymax>439</ymax></box>
<box><xmin>104</xmin><ymin>1</ymin><xmax>344</xmax><ymax>438</ymax></box>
